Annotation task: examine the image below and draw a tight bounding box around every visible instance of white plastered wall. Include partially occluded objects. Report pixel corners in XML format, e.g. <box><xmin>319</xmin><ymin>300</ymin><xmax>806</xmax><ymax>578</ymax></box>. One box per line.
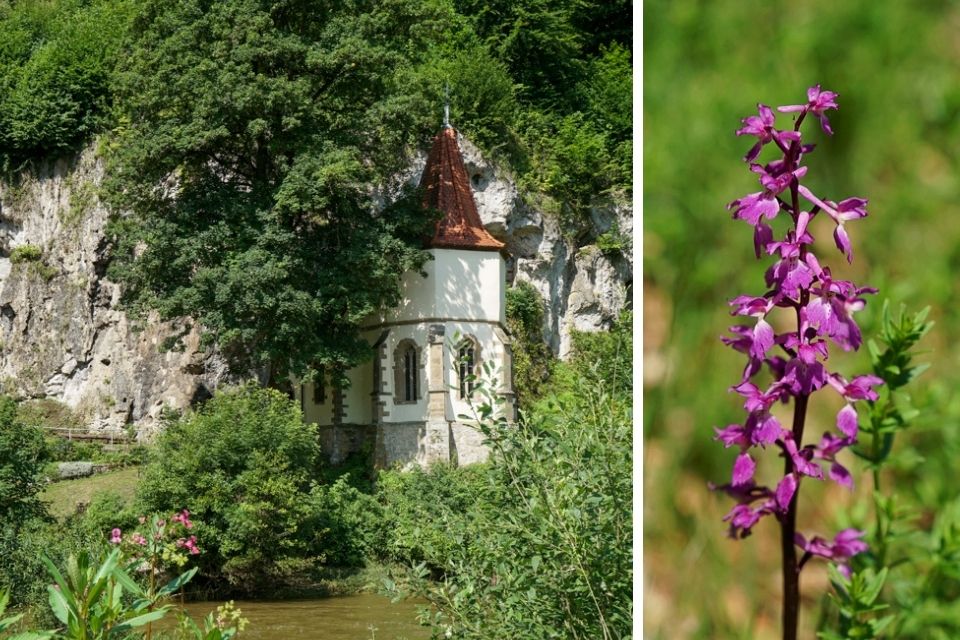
<box><xmin>300</xmin><ymin>379</ymin><xmax>333</xmax><ymax>425</ymax></box>
<box><xmin>301</xmin><ymin>246</ymin><xmax>510</xmax><ymax>469</ymax></box>
<box><xmin>343</xmin><ymin>360</ymin><xmax>372</xmax><ymax>424</ymax></box>
<box><xmin>379</xmin><ymin>249</ymin><xmax>505</xmax><ymax>325</ymax></box>
<box><xmin>371</xmin><ymin>321</ymin><xmax>507</xmax><ymax>424</ymax></box>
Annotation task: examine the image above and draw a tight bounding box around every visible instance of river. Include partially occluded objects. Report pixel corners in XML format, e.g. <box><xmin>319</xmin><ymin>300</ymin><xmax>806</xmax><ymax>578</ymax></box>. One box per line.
<box><xmin>171</xmin><ymin>594</ymin><xmax>432</xmax><ymax>640</ymax></box>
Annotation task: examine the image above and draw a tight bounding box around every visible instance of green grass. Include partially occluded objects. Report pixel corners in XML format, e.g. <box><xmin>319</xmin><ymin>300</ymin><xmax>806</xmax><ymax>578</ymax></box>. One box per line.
<box><xmin>41</xmin><ymin>466</ymin><xmax>140</xmax><ymax>520</ymax></box>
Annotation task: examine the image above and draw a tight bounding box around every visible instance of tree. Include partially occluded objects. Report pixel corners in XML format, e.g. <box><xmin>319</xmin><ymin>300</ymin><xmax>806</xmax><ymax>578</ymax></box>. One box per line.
<box><xmin>105</xmin><ymin>0</ymin><xmax>459</xmax><ymax>378</ymax></box>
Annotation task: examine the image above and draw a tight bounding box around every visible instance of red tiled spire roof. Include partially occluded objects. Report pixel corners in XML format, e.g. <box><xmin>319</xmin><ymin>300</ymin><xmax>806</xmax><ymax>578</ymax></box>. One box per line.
<box><xmin>419</xmin><ymin>127</ymin><xmax>505</xmax><ymax>252</ymax></box>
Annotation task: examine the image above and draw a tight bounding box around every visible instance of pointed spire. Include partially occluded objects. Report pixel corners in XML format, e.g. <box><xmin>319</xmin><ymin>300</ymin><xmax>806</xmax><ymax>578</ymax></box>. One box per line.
<box><xmin>419</xmin><ymin>128</ymin><xmax>505</xmax><ymax>252</ymax></box>
<box><xmin>444</xmin><ymin>83</ymin><xmax>450</xmax><ymax>129</ymax></box>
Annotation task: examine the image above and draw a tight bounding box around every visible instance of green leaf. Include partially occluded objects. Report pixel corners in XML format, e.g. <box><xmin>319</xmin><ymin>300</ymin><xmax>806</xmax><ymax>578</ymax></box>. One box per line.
<box><xmin>861</xmin><ymin>568</ymin><xmax>888</xmax><ymax>605</ymax></box>
<box><xmin>46</xmin><ymin>585</ymin><xmax>71</xmax><ymax>626</ymax></box>
<box><xmin>0</xmin><ymin>612</ymin><xmax>24</xmax><ymax>633</ymax></box>
<box><xmin>156</xmin><ymin>567</ymin><xmax>198</xmax><ymax>598</ymax></box>
<box><xmin>872</xmin><ymin>614</ymin><xmax>895</xmax><ymax>634</ymax></box>
<box><xmin>40</xmin><ymin>555</ymin><xmax>72</xmax><ymax>607</ymax></box>
<box><xmin>110</xmin><ymin>565</ymin><xmax>144</xmax><ymax>599</ymax></box>
<box><xmin>109</xmin><ymin>607</ymin><xmax>171</xmax><ymax>635</ymax></box>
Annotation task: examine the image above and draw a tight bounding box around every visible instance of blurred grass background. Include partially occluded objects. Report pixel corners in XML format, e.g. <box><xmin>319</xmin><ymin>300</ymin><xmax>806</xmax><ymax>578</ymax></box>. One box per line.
<box><xmin>643</xmin><ymin>1</ymin><xmax>960</xmax><ymax>637</ymax></box>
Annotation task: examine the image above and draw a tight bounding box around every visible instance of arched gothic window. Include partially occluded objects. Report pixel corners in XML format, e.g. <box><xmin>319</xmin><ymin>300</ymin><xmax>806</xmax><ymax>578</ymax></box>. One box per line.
<box><xmin>393</xmin><ymin>339</ymin><xmax>421</xmax><ymax>404</ymax></box>
<box><xmin>458</xmin><ymin>337</ymin><xmax>480</xmax><ymax>399</ymax></box>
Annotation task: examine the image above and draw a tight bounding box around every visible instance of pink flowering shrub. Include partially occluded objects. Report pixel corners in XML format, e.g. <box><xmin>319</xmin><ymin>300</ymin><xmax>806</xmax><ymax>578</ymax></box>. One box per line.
<box><xmin>110</xmin><ymin>509</ymin><xmax>202</xmax><ymax>575</ymax></box>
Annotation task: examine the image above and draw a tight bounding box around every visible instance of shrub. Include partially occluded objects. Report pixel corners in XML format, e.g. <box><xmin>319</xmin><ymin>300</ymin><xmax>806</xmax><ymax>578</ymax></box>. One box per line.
<box><xmin>304</xmin><ymin>476</ymin><xmax>382</xmax><ymax>567</ymax></box>
<box><xmin>18</xmin><ymin>397</ymin><xmax>85</xmax><ymax>431</ymax></box>
<box><xmin>504</xmin><ymin>281</ymin><xmax>553</xmax><ymax>405</ymax></box>
<box><xmin>0</xmin><ymin>395</ymin><xmax>49</xmax><ymax>523</ymax></box>
<box><xmin>568</xmin><ymin>310</ymin><xmax>632</xmax><ymax>397</ymax></box>
<box><xmin>136</xmin><ymin>384</ymin><xmax>321</xmax><ymax>590</ymax></box>
<box><xmin>69</xmin><ymin>491</ymin><xmax>139</xmax><ymax>541</ymax></box>
<box><xmin>398</xmin><ymin>374</ymin><xmax>632</xmax><ymax>639</ymax></box>
<box><xmin>376</xmin><ymin>464</ymin><xmax>487</xmax><ymax>572</ymax></box>
<box><xmin>8</xmin><ymin>244</ymin><xmax>42</xmax><ymax>264</ymax></box>
<box><xmin>0</xmin><ymin>518</ymin><xmax>104</xmax><ymax>618</ymax></box>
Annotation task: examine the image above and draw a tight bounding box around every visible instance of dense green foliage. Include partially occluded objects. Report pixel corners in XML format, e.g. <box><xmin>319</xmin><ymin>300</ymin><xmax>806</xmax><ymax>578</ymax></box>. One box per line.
<box><xmin>0</xmin><ymin>314</ymin><xmax>632</xmax><ymax>637</ymax></box>
<box><xmin>136</xmin><ymin>384</ymin><xmax>322</xmax><ymax>588</ymax></box>
<box><xmin>380</xmin><ymin>325</ymin><xmax>632</xmax><ymax>639</ymax></box>
<box><xmin>504</xmin><ymin>281</ymin><xmax>553</xmax><ymax>403</ymax></box>
<box><xmin>376</xmin><ymin>464</ymin><xmax>488</xmax><ymax>572</ymax></box>
<box><xmin>305</xmin><ymin>476</ymin><xmax>381</xmax><ymax>568</ymax></box>
<box><xmin>0</xmin><ymin>0</ymin><xmax>631</xmax><ymax>378</ymax></box>
<box><xmin>566</xmin><ymin>309</ymin><xmax>632</xmax><ymax>397</ymax></box>
<box><xmin>104</xmin><ymin>0</ymin><xmax>451</xmax><ymax>377</ymax></box>
<box><xmin>100</xmin><ymin>0</ymin><xmax>630</xmax><ymax>376</ymax></box>
<box><xmin>0</xmin><ymin>396</ymin><xmax>49</xmax><ymax>523</ymax></box>
<box><xmin>0</xmin><ymin>516</ymin><xmax>112</xmax><ymax>622</ymax></box>
<box><xmin>0</xmin><ymin>0</ymin><xmax>131</xmax><ymax>168</ymax></box>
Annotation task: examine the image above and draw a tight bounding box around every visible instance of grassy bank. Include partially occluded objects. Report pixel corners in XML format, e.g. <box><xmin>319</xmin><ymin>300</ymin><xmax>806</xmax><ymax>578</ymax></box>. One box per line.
<box><xmin>40</xmin><ymin>466</ymin><xmax>140</xmax><ymax>520</ymax></box>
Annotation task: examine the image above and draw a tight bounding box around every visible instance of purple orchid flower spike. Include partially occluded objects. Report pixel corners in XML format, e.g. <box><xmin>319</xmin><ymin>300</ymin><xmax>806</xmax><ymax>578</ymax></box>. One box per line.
<box><xmin>714</xmin><ymin>86</ymin><xmax>878</xmax><ymax>640</ymax></box>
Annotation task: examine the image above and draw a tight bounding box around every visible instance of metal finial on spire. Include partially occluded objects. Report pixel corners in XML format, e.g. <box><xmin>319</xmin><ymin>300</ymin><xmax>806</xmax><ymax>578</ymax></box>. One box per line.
<box><xmin>443</xmin><ymin>83</ymin><xmax>450</xmax><ymax>128</ymax></box>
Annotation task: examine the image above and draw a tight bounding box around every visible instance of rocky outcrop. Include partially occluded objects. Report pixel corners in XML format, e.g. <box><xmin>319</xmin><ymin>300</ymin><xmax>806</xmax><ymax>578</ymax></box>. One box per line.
<box><xmin>0</xmin><ymin>136</ymin><xmax>631</xmax><ymax>434</ymax></box>
<box><xmin>0</xmin><ymin>149</ymin><xmax>229</xmax><ymax>435</ymax></box>
<box><xmin>457</xmin><ymin>135</ymin><xmax>633</xmax><ymax>357</ymax></box>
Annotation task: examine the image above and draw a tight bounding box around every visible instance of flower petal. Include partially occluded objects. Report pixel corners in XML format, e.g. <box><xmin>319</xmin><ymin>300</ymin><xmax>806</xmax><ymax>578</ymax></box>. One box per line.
<box><xmin>837</xmin><ymin>405</ymin><xmax>859</xmax><ymax>440</ymax></box>
<box><xmin>751</xmin><ymin>319</ymin><xmax>775</xmax><ymax>360</ymax></box>
<box><xmin>829</xmin><ymin>462</ymin><xmax>854</xmax><ymax>489</ymax></box>
<box><xmin>834</xmin><ymin>224</ymin><xmax>853</xmax><ymax>263</ymax></box>
<box><xmin>775</xmin><ymin>474</ymin><xmax>798</xmax><ymax>511</ymax></box>
<box><xmin>732</xmin><ymin>452</ymin><xmax>756</xmax><ymax>486</ymax></box>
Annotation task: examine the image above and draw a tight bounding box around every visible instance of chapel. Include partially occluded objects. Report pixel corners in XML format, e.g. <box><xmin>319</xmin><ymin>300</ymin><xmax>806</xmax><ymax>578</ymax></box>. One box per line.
<box><xmin>295</xmin><ymin>125</ymin><xmax>516</xmax><ymax>467</ymax></box>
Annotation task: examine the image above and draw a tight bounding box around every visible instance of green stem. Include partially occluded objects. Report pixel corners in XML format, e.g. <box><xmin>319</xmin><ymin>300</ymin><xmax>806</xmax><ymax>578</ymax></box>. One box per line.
<box><xmin>870</xmin><ymin>403</ymin><xmax>888</xmax><ymax>567</ymax></box>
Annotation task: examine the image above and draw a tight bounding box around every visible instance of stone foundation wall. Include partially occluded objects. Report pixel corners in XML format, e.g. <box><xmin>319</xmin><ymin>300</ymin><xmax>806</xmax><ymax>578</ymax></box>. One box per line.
<box><xmin>317</xmin><ymin>423</ymin><xmax>374</xmax><ymax>465</ymax></box>
<box><xmin>450</xmin><ymin>421</ymin><xmax>489</xmax><ymax>466</ymax></box>
<box><xmin>316</xmin><ymin>420</ymin><xmax>490</xmax><ymax>468</ymax></box>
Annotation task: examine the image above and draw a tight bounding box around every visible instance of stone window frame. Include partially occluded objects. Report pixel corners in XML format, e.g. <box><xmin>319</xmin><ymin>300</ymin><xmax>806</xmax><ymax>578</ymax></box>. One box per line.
<box><xmin>457</xmin><ymin>335</ymin><xmax>482</xmax><ymax>400</ymax></box>
<box><xmin>393</xmin><ymin>339</ymin><xmax>423</xmax><ymax>405</ymax></box>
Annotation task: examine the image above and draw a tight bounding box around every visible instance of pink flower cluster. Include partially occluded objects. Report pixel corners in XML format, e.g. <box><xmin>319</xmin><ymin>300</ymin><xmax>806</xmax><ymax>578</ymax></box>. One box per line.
<box><xmin>176</xmin><ymin>535</ymin><xmax>200</xmax><ymax>555</ymax></box>
<box><xmin>172</xmin><ymin>509</ymin><xmax>194</xmax><ymax>529</ymax></box>
<box><xmin>109</xmin><ymin>509</ymin><xmax>202</xmax><ymax>561</ymax></box>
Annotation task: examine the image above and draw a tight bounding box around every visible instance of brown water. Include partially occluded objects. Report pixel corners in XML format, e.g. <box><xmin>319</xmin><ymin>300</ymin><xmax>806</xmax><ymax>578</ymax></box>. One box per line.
<box><xmin>174</xmin><ymin>594</ymin><xmax>431</xmax><ymax>640</ymax></box>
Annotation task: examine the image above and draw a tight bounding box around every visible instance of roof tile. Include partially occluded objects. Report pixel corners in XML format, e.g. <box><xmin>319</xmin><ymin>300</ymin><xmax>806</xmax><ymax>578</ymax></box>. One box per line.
<box><xmin>419</xmin><ymin>127</ymin><xmax>505</xmax><ymax>252</ymax></box>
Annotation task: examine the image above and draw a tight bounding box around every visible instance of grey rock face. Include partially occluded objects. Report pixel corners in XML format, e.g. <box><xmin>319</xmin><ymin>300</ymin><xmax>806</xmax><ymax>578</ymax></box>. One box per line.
<box><xmin>0</xmin><ymin>136</ymin><xmax>631</xmax><ymax>435</ymax></box>
<box><xmin>0</xmin><ymin>149</ymin><xmax>229</xmax><ymax>437</ymax></box>
<box><xmin>57</xmin><ymin>461</ymin><xmax>94</xmax><ymax>480</ymax></box>
<box><xmin>378</xmin><ymin>133</ymin><xmax>632</xmax><ymax>358</ymax></box>
<box><xmin>457</xmin><ymin>135</ymin><xmax>633</xmax><ymax>357</ymax></box>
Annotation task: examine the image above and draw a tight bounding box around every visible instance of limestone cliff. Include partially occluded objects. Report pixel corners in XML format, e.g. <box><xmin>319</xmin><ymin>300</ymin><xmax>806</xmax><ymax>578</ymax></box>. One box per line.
<box><xmin>0</xmin><ymin>148</ymin><xmax>229</xmax><ymax>434</ymax></box>
<box><xmin>0</xmin><ymin>139</ymin><xmax>631</xmax><ymax>432</ymax></box>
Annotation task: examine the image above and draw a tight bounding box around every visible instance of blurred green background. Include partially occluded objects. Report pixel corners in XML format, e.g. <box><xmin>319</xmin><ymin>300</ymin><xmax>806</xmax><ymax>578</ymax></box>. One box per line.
<box><xmin>643</xmin><ymin>1</ymin><xmax>960</xmax><ymax>637</ymax></box>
